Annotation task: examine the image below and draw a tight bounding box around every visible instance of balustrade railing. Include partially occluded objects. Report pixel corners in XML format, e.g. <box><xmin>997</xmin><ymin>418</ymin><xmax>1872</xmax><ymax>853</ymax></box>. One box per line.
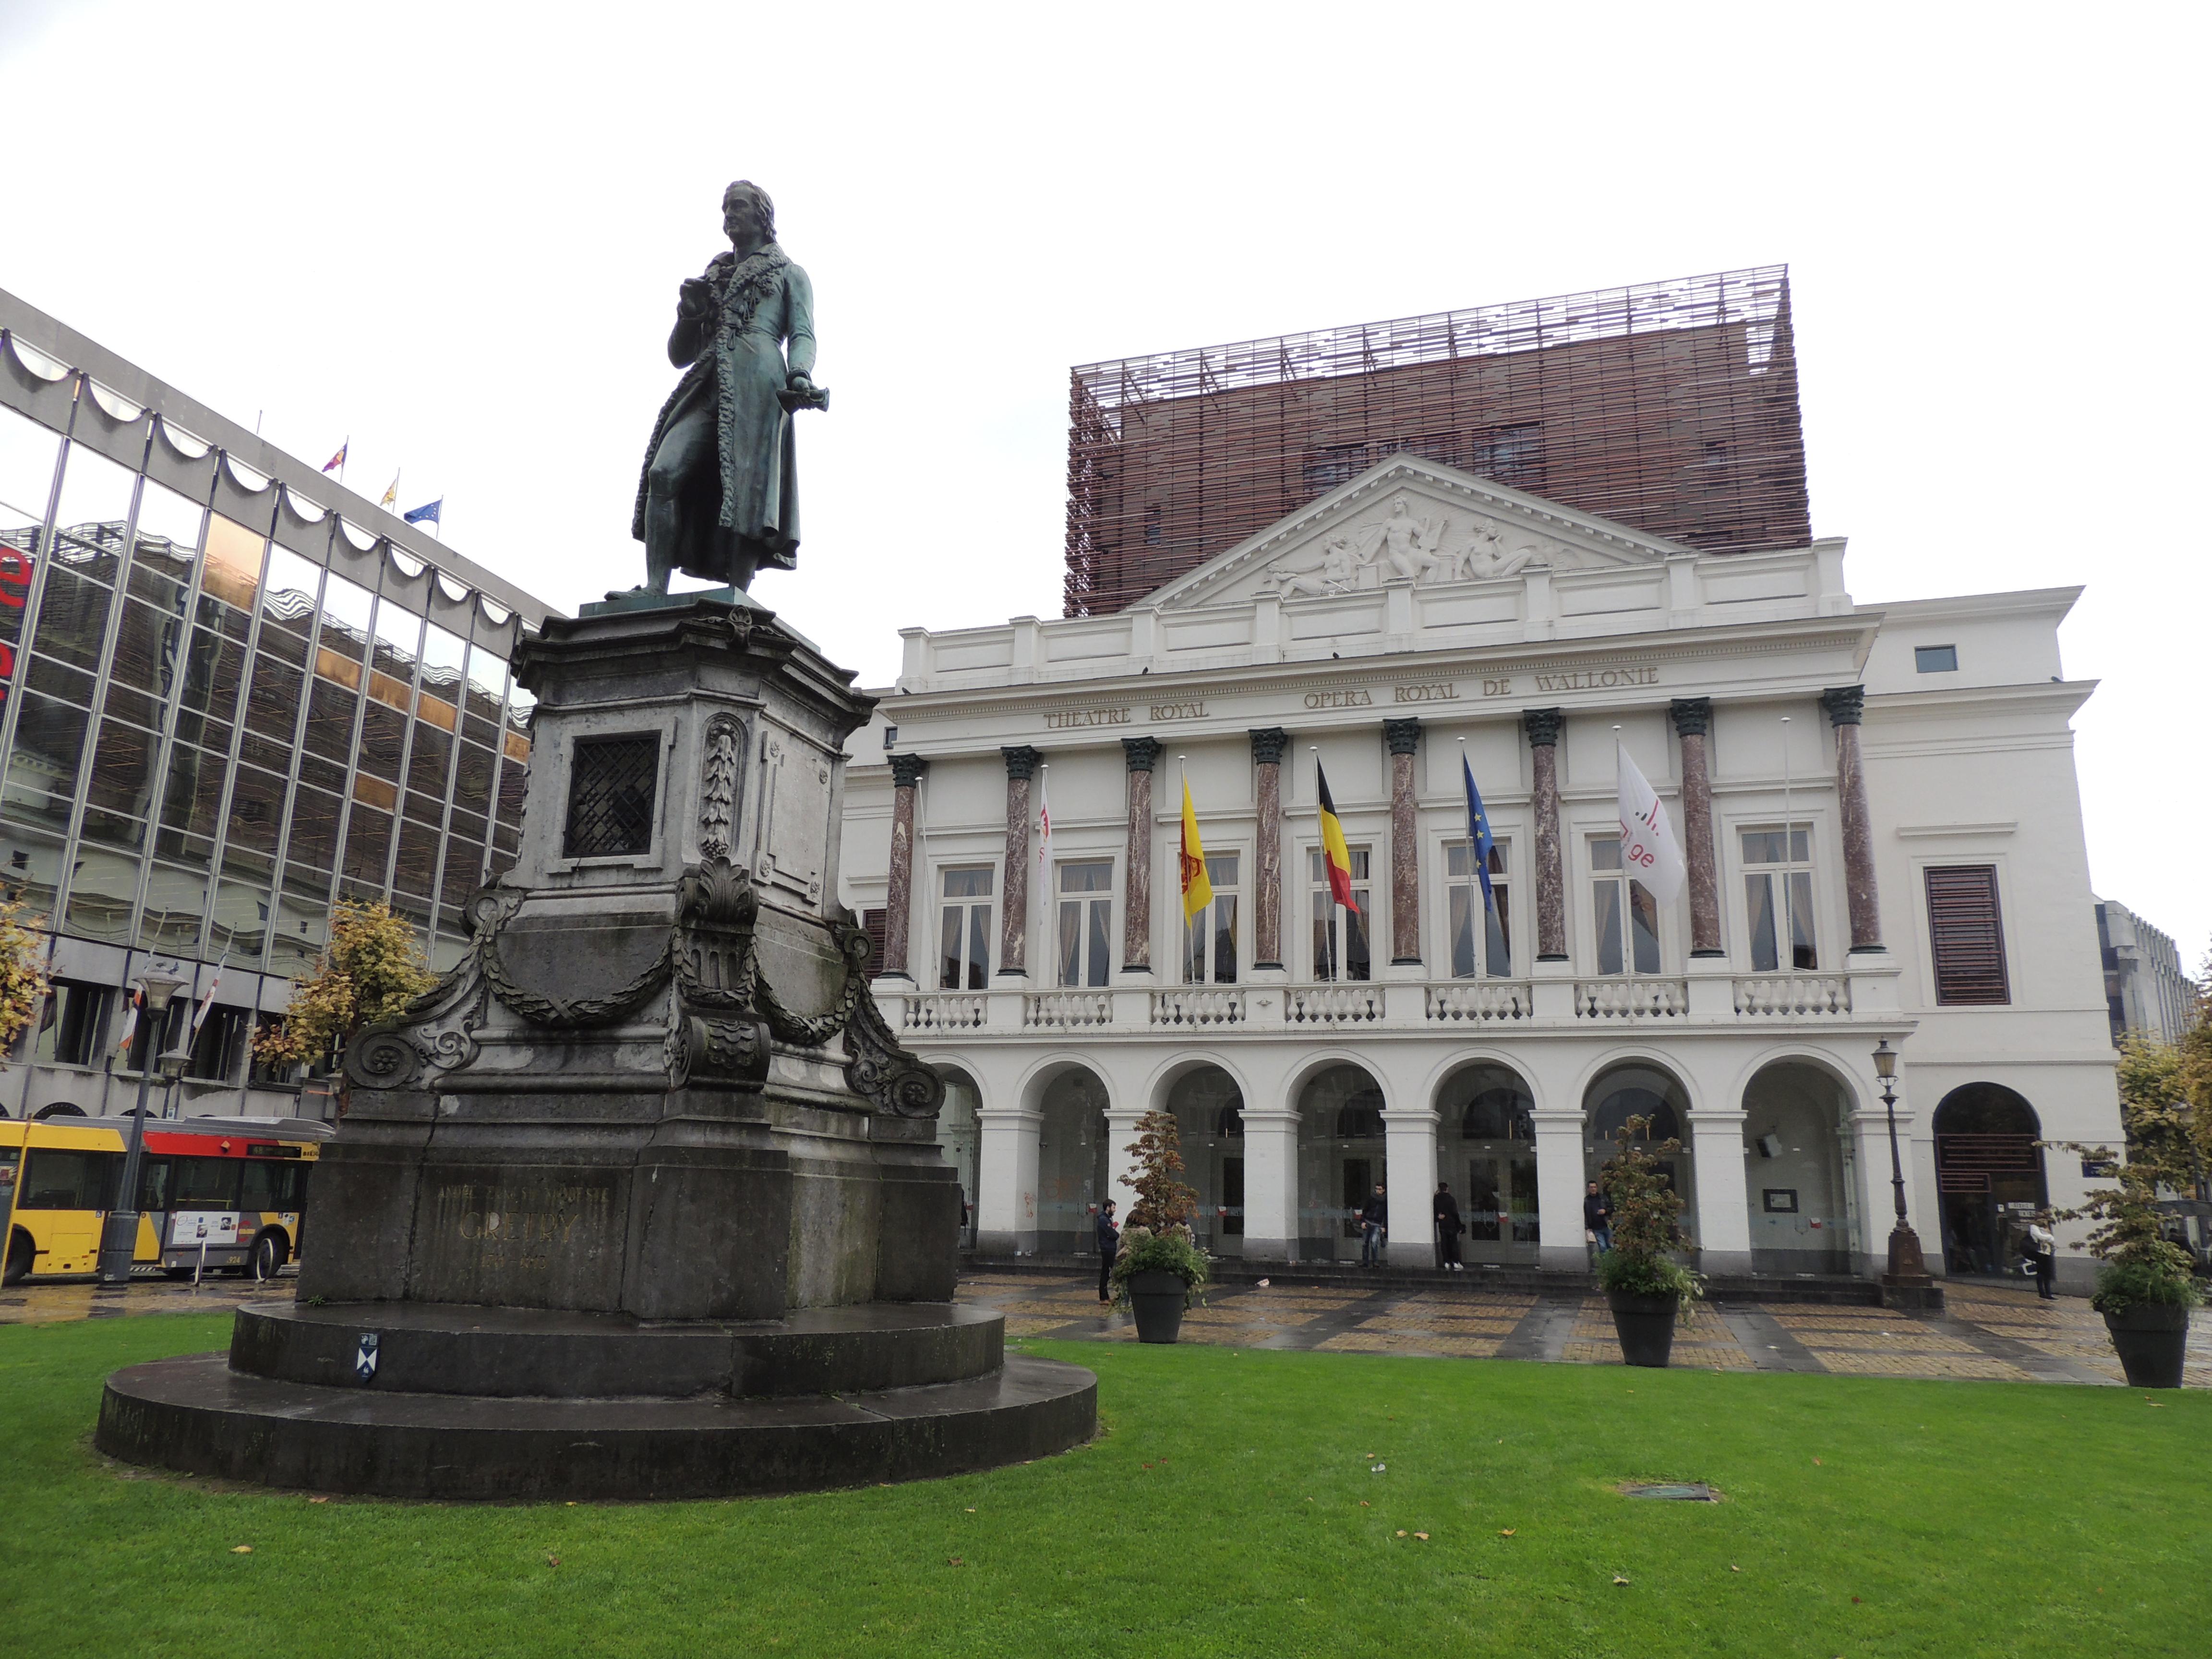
<box><xmin>1732</xmin><ymin>974</ymin><xmax>1852</xmax><ymax>1017</ymax></box>
<box><xmin>1150</xmin><ymin>987</ymin><xmax>1247</xmax><ymax>1027</ymax></box>
<box><xmin>1283</xmin><ymin>983</ymin><xmax>1383</xmax><ymax>1024</ymax></box>
<box><xmin>1023</xmin><ymin>990</ymin><xmax>1113</xmax><ymax>1029</ymax></box>
<box><xmin>1573</xmin><ymin>977</ymin><xmax>1690</xmax><ymax>1020</ymax></box>
<box><xmin>1424</xmin><ymin>981</ymin><xmax>1534</xmax><ymax>1022</ymax></box>
<box><xmin>900</xmin><ymin>993</ymin><xmax>986</xmax><ymax>1031</ymax></box>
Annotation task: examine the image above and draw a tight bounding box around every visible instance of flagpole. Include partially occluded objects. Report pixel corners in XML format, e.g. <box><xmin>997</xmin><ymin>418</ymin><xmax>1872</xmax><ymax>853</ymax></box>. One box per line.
<box><xmin>338</xmin><ymin>437</ymin><xmax>348</xmax><ymax>488</ymax></box>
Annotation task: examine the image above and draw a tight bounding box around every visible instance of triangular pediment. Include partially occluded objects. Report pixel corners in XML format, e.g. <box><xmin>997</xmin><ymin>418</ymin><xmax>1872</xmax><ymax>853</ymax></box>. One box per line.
<box><xmin>1145</xmin><ymin>456</ymin><xmax>1688</xmax><ymax>613</ymax></box>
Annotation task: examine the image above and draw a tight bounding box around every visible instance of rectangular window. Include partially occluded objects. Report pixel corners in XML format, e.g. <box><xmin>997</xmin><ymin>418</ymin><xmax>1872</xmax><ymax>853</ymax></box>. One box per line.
<box><xmin>1183</xmin><ymin>852</ymin><xmax>1241</xmax><ymax>985</ymax></box>
<box><xmin>1742</xmin><ymin>825</ymin><xmax>1816</xmax><ymax>972</ymax></box>
<box><xmin>1591</xmin><ymin>836</ymin><xmax>1661</xmax><ymax>975</ymax></box>
<box><xmin>1926</xmin><ymin>864</ymin><xmax>2009</xmax><ymax>1004</ymax></box>
<box><xmin>938</xmin><ymin>866</ymin><xmax>993</xmax><ymax>990</ymax></box>
<box><xmin>1445</xmin><ymin>839</ymin><xmax>1512</xmax><ymax>978</ymax></box>
<box><xmin>1309</xmin><ymin>846</ymin><xmax>1372</xmax><ymax>981</ymax></box>
<box><xmin>1914</xmin><ymin>644</ymin><xmax>1959</xmax><ymax>673</ymax></box>
<box><xmin>563</xmin><ymin>734</ymin><xmax>659</xmax><ymax>858</ymax></box>
<box><xmin>37</xmin><ymin>979</ymin><xmax>112</xmax><ymax>1067</ymax></box>
<box><xmin>1057</xmin><ymin>860</ymin><xmax>1114</xmax><ymax>988</ymax></box>
<box><xmin>18</xmin><ymin>1148</ymin><xmax>119</xmax><ymax>1210</ymax></box>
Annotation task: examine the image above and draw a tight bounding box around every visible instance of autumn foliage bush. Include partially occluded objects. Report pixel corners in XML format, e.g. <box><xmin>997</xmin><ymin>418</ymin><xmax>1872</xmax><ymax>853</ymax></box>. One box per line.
<box><xmin>252</xmin><ymin>901</ymin><xmax>436</xmax><ymax>1106</ymax></box>
<box><xmin>1109</xmin><ymin>1106</ymin><xmax>1209</xmax><ymax>1309</ymax></box>
<box><xmin>1595</xmin><ymin>1115</ymin><xmax>1704</xmax><ymax>1310</ymax></box>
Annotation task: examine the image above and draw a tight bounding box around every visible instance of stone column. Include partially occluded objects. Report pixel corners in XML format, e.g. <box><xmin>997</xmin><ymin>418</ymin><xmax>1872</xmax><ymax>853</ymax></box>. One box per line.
<box><xmin>1685</xmin><ymin>1107</ymin><xmax>1753</xmax><ymax>1276</ymax></box>
<box><xmin>881</xmin><ymin>753</ymin><xmax>927</xmax><ymax>979</ymax></box>
<box><xmin>1121</xmin><ymin>737</ymin><xmax>1160</xmax><ymax>973</ymax></box>
<box><xmin>1530</xmin><ymin>1106</ymin><xmax>1588</xmax><ymax>1272</ymax></box>
<box><xmin>1670</xmin><ymin>698</ymin><xmax>1723</xmax><ymax>958</ymax></box>
<box><xmin>1820</xmin><ymin>686</ymin><xmax>1884</xmax><ymax>952</ymax></box>
<box><xmin>1382</xmin><ymin>1106</ymin><xmax>1440</xmax><ymax>1267</ymax></box>
<box><xmin>1104</xmin><ymin>1106</ymin><xmax>1147</xmax><ymax>1220</ymax></box>
<box><xmin>999</xmin><ymin>745</ymin><xmax>1040</xmax><ymax>977</ymax></box>
<box><xmin>975</xmin><ymin>1103</ymin><xmax>1043</xmax><ymax>1256</ymax></box>
<box><xmin>1383</xmin><ymin>718</ymin><xmax>1422</xmax><ymax>967</ymax></box>
<box><xmin>1240</xmin><ymin>1107</ymin><xmax>1299</xmax><ymax>1261</ymax></box>
<box><xmin>1250</xmin><ymin>727</ymin><xmax>1288</xmax><ymax>971</ymax></box>
<box><xmin>1524</xmin><ymin>708</ymin><xmax>1567</xmax><ymax>961</ymax></box>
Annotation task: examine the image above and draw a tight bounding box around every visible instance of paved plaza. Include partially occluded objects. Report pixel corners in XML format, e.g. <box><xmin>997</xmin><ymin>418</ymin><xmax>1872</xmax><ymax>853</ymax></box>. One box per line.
<box><xmin>7</xmin><ymin>1271</ymin><xmax>2205</xmax><ymax>1389</ymax></box>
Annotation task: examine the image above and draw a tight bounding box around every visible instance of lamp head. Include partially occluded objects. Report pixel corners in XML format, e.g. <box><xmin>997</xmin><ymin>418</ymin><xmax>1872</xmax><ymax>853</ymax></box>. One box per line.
<box><xmin>158</xmin><ymin>1045</ymin><xmax>191</xmax><ymax>1082</ymax></box>
<box><xmin>137</xmin><ymin>969</ymin><xmax>188</xmax><ymax>1018</ymax></box>
<box><xmin>1872</xmin><ymin>1038</ymin><xmax>1897</xmax><ymax>1082</ymax></box>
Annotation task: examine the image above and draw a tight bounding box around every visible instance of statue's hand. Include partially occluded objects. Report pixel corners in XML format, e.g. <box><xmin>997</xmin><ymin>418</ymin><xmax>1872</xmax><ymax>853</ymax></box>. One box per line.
<box><xmin>786</xmin><ymin>372</ymin><xmax>815</xmax><ymax>394</ymax></box>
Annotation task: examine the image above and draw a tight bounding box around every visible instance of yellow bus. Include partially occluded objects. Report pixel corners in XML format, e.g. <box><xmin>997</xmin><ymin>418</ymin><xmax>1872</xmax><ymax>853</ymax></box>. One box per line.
<box><xmin>0</xmin><ymin>1114</ymin><xmax>332</xmax><ymax>1284</ymax></box>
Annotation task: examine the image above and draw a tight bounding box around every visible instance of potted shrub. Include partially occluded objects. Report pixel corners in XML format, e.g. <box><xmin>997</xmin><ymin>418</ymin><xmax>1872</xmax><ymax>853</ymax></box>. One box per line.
<box><xmin>2057</xmin><ymin>1145</ymin><xmax>2201</xmax><ymax>1389</ymax></box>
<box><xmin>1108</xmin><ymin>1107</ymin><xmax>1208</xmax><ymax>1343</ymax></box>
<box><xmin>1595</xmin><ymin>1116</ymin><xmax>1703</xmax><ymax>1368</ymax></box>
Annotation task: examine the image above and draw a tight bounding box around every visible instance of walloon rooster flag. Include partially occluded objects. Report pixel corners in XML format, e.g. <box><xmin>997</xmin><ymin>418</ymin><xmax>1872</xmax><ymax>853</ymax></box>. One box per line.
<box><xmin>1179</xmin><ymin>779</ymin><xmax>1213</xmax><ymax>920</ymax></box>
<box><xmin>1315</xmin><ymin>761</ymin><xmax>1358</xmax><ymax>910</ymax></box>
<box><xmin>1616</xmin><ymin>743</ymin><xmax>1686</xmax><ymax>904</ymax></box>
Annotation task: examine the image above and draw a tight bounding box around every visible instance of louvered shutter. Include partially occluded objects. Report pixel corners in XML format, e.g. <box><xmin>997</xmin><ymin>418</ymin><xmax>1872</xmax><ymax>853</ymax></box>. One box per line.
<box><xmin>1924</xmin><ymin>866</ymin><xmax>2009</xmax><ymax>1004</ymax></box>
<box><xmin>862</xmin><ymin>909</ymin><xmax>889</xmax><ymax>982</ymax></box>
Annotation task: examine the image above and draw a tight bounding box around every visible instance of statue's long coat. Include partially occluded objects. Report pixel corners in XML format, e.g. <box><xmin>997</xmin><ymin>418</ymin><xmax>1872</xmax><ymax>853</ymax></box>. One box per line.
<box><xmin>632</xmin><ymin>242</ymin><xmax>816</xmax><ymax>579</ymax></box>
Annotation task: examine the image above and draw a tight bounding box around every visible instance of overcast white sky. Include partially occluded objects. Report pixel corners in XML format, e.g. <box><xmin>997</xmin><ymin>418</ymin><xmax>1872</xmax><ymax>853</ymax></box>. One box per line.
<box><xmin>3</xmin><ymin>1</ymin><xmax>2206</xmax><ymax>955</ymax></box>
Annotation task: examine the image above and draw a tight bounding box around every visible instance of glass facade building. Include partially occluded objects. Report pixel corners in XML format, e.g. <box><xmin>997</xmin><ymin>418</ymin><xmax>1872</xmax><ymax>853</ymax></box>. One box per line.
<box><xmin>0</xmin><ymin>289</ymin><xmax>555</xmax><ymax>1119</ymax></box>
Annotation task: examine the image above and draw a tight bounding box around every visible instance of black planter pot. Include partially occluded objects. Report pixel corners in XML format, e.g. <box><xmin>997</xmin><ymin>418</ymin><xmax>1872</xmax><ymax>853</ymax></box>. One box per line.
<box><xmin>2103</xmin><ymin>1302</ymin><xmax>2192</xmax><ymax>1389</ymax></box>
<box><xmin>1128</xmin><ymin>1270</ymin><xmax>1189</xmax><ymax>1344</ymax></box>
<box><xmin>1607</xmin><ymin>1290</ymin><xmax>1679</xmax><ymax>1369</ymax></box>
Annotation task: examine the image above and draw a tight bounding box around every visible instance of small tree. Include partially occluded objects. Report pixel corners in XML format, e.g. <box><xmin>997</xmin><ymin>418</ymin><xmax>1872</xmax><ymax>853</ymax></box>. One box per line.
<box><xmin>1595</xmin><ymin>1115</ymin><xmax>1703</xmax><ymax>1310</ymax></box>
<box><xmin>0</xmin><ymin>901</ymin><xmax>51</xmax><ymax>1067</ymax></box>
<box><xmin>2116</xmin><ymin>1035</ymin><xmax>2198</xmax><ymax>1190</ymax></box>
<box><xmin>1108</xmin><ymin>1107</ymin><xmax>1209</xmax><ymax>1308</ymax></box>
<box><xmin>2053</xmin><ymin>1147</ymin><xmax>2203</xmax><ymax>1315</ymax></box>
<box><xmin>252</xmin><ymin>901</ymin><xmax>435</xmax><ymax>1108</ymax></box>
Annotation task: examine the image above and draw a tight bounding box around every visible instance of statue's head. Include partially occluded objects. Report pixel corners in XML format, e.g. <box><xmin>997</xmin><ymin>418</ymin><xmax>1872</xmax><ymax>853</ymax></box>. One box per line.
<box><xmin>722</xmin><ymin>180</ymin><xmax>775</xmax><ymax>243</ymax></box>
<box><xmin>1390</xmin><ymin>496</ymin><xmax>1410</xmax><ymax>516</ymax></box>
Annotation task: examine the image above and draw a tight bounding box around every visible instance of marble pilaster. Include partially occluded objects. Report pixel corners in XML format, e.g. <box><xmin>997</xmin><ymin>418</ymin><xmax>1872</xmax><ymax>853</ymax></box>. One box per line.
<box><xmin>1120</xmin><ymin>737</ymin><xmax>1160</xmax><ymax>972</ymax></box>
<box><xmin>1670</xmin><ymin>698</ymin><xmax>1723</xmax><ymax>957</ymax></box>
<box><xmin>1250</xmin><ymin>727</ymin><xmax>1288</xmax><ymax>970</ymax></box>
<box><xmin>882</xmin><ymin>753</ymin><xmax>927</xmax><ymax>978</ymax></box>
<box><xmin>999</xmin><ymin>746</ymin><xmax>1040</xmax><ymax>977</ymax></box>
<box><xmin>1821</xmin><ymin>686</ymin><xmax>1884</xmax><ymax>952</ymax></box>
<box><xmin>1524</xmin><ymin>708</ymin><xmax>1567</xmax><ymax>961</ymax></box>
<box><xmin>1383</xmin><ymin>718</ymin><xmax>1421</xmax><ymax>965</ymax></box>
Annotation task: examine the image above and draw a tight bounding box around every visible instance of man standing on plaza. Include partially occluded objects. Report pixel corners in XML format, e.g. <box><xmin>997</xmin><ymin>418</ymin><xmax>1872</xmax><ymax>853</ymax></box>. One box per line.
<box><xmin>1585</xmin><ymin>1180</ymin><xmax>1613</xmax><ymax>1255</ymax></box>
<box><xmin>1433</xmin><ymin>1181</ymin><xmax>1466</xmax><ymax>1271</ymax></box>
<box><xmin>1360</xmin><ymin>1183</ymin><xmax>1389</xmax><ymax>1267</ymax></box>
<box><xmin>1095</xmin><ymin>1200</ymin><xmax>1119</xmax><ymax>1304</ymax></box>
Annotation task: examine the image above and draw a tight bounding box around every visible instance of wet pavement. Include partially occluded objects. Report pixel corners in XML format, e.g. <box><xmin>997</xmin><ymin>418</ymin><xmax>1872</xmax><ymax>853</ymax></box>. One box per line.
<box><xmin>9</xmin><ymin>1270</ymin><xmax>2205</xmax><ymax>1387</ymax></box>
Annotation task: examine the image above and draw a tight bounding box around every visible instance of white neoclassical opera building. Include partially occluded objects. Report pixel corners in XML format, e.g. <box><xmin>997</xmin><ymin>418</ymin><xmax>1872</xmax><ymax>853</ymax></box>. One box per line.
<box><xmin>838</xmin><ymin>453</ymin><xmax>2122</xmax><ymax>1293</ymax></box>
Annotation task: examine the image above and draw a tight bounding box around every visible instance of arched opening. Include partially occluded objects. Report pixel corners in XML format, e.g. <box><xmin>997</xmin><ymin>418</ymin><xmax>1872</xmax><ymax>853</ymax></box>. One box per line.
<box><xmin>932</xmin><ymin>1067</ymin><xmax>982</xmax><ymax>1246</ymax></box>
<box><xmin>1741</xmin><ymin>1061</ymin><xmax>1856</xmax><ymax>1274</ymax></box>
<box><xmin>1036</xmin><ymin>1067</ymin><xmax>1108</xmax><ymax>1257</ymax></box>
<box><xmin>1435</xmin><ymin>1061</ymin><xmax>1539</xmax><ymax>1263</ymax></box>
<box><xmin>1585</xmin><ymin>1062</ymin><xmax>1694</xmax><ymax>1243</ymax></box>
<box><xmin>1296</xmin><ymin>1062</ymin><xmax>1385</xmax><ymax>1261</ymax></box>
<box><xmin>1933</xmin><ymin>1083</ymin><xmax>2045</xmax><ymax>1278</ymax></box>
<box><xmin>1163</xmin><ymin>1064</ymin><xmax>1244</xmax><ymax>1256</ymax></box>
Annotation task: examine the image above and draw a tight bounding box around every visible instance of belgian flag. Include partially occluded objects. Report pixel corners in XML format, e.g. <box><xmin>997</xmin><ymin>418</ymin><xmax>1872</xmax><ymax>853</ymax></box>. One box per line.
<box><xmin>1315</xmin><ymin>761</ymin><xmax>1358</xmax><ymax>910</ymax></box>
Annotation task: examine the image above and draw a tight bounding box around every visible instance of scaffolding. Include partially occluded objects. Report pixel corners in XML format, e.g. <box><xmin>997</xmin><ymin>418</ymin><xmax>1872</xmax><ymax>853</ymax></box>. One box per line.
<box><xmin>1064</xmin><ymin>265</ymin><xmax>1811</xmax><ymax>616</ymax></box>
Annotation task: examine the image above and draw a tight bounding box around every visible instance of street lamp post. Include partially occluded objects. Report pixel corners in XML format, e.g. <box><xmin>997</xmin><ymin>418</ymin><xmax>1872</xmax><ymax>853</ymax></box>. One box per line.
<box><xmin>1872</xmin><ymin>1038</ymin><xmax>1937</xmax><ymax>1308</ymax></box>
<box><xmin>95</xmin><ymin>970</ymin><xmax>190</xmax><ymax>1286</ymax></box>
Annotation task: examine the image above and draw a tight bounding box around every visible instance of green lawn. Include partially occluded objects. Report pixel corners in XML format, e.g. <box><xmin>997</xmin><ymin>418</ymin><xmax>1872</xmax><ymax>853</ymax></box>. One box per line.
<box><xmin>4</xmin><ymin>1315</ymin><xmax>2205</xmax><ymax>1657</ymax></box>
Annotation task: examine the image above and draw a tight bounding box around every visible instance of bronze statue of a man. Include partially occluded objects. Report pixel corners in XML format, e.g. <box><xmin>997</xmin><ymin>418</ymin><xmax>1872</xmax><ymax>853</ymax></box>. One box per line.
<box><xmin>631</xmin><ymin>180</ymin><xmax>825</xmax><ymax>594</ymax></box>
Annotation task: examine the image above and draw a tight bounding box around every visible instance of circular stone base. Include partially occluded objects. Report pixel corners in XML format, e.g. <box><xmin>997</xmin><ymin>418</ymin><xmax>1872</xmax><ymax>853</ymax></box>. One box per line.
<box><xmin>97</xmin><ymin>1350</ymin><xmax>1096</xmax><ymax>1501</ymax></box>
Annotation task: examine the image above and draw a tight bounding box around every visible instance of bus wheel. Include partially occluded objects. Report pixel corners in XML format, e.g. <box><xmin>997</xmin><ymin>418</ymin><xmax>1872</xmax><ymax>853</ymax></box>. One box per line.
<box><xmin>2</xmin><ymin>1230</ymin><xmax>29</xmax><ymax>1286</ymax></box>
<box><xmin>252</xmin><ymin>1231</ymin><xmax>289</xmax><ymax>1281</ymax></box>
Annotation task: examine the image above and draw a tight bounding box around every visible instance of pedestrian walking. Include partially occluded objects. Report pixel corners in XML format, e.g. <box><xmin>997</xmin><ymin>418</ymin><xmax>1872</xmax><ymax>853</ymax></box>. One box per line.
<box><xmin>2026</xmin><ymin>1211</ymin><xmax>2058</xmax><ymax>1300</ymax></box>
<box><xmin>1584</xmin><ymin>1180</ymin><xmax>1613</xmax><ymax>1255</ymax></box>
<box><xmin>1359</xmin><ymin>1183</ymin><xmax>1389</xmax><ymax>1267</ymax></box>
<box><xmin>1434</xmin><ymin>1181</ymin><xmax>1466</xmax><ymax>1271</ymax></box>
<box><xmin>1095</xmin><ymin>1199</ymin><xmax>1119</xmax><ymax>1304</ymax></box>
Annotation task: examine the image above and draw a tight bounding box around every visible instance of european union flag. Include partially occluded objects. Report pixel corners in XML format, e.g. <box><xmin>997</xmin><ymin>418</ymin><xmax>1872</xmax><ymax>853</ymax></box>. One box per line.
<box><xmin>1461</xmin><ymin>752</ymin><xmax>1496</xmax><ymax>913</ymax></box>
<box><xmin>402</xmin><ymin>498</ymin><xmax>442</xmax><ymax>526</ymax></box>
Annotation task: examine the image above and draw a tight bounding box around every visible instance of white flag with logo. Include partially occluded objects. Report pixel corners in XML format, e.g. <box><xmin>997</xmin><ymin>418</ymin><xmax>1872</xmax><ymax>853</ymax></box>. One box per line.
<box><xmin>1617</xmin><ymin>745</ymin><xmax>1686</xmax><ymax>905</ymax></box>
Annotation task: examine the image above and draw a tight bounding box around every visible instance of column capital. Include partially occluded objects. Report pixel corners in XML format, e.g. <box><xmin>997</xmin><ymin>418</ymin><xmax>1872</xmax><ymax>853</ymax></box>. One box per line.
<box><xmin>1669</xmin><ymin>697</ymin><xmax>1712</xmax><ymax>738</ymax></box>
<box><xmin>889</xmin><ymin>753</ymin><xmax>930</xmax><ymax>788</ymax></box>
<box><xmin>1001</xmin><ymin>745</ymin><xmax>1043</xmax><ymax>781</ymax></box>
<box><xmin>1523</xmin><ymin>707</ymin><xmax>1563</xmax><ymax>748</ymax></box>
<box><xmin>1821</xmin><ymin>685</ymin><xmax>1866</xmax><ymax>728</ymax></box>
<box><xmin>1122</xmin><ymin>735</ymin><xmax>1162</xmax><ymax>772</ymax></box>
<box><xmin>1249</xmin><ymin>726</ymin><xmax>1290</xmax><ymax>766</ymax></box>
<box><xmin>1382</xmin><ymin>717</ymin><xmax>1422</xmax><ymax>756</ymax></box>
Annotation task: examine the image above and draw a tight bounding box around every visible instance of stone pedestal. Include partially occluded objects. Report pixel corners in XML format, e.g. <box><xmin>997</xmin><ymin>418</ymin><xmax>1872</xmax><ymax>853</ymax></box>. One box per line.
<box><xmin>98</xmin><ymin>592</ymin><xmax>1094</xmax><ymax>1499</ymax></box>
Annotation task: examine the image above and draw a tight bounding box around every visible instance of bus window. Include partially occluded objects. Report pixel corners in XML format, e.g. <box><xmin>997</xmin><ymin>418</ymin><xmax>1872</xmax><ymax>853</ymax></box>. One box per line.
<box><xmin>19</xmin><ymin>1149</ymin><xmax>120</xmax><ymax>1210</ymax></box>
<box><xmin>134</xmin><ymin>1156</ymin><xmax>173</xmax><ymax>1212</ymax></box>
<box><xmin>171</xmin><ymin>1155</ymin><xmax>241</xmax><ymax>1210</ymax></box>
<box><xmin>0</xmin><ymin>1147</ymin><xmax>16</xmax><ymax>1204</ymax></box>
<box><xmin>240</xmin><ymin>1159</ymin><xmax>305</xmax><ymax>1212</ymax></box>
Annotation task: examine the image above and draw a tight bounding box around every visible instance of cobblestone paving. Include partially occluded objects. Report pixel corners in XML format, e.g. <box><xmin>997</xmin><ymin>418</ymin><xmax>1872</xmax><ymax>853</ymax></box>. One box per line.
<box><xmin>6</xmin><ymin>1271</ymin><xmax>2204</xmax><ymax>1389</ymax></box>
